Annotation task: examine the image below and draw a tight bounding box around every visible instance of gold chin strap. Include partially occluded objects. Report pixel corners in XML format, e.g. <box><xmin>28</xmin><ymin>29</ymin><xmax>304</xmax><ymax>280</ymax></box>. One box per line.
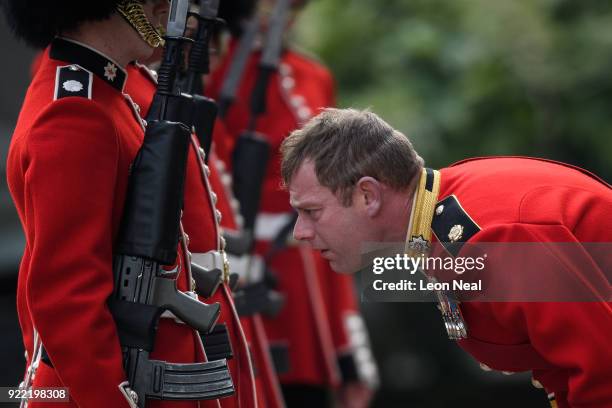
<box><xmin>117</xmin><ymin>0</ymin><xmax>166</xmax><ymax>48</ymax></box>
<box><xmin>404</xmin><ymin>168</ymin><xmax>468</xmax><ymax>340</ymax></box>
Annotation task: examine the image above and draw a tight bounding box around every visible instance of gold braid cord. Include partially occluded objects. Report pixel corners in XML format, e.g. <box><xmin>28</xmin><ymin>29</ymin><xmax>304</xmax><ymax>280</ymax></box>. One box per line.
<box><xmin>116</xmin><ymin>0</ymin><xmax>165</xmax><ymax>48</ymax></box>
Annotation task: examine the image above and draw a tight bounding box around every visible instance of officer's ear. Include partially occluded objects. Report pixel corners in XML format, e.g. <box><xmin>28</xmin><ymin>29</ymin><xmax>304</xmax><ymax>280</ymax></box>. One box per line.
<box><xmin>355</xmin><ymin>176</ymin><xmax>382</xmax><ymax>217</ymax></box>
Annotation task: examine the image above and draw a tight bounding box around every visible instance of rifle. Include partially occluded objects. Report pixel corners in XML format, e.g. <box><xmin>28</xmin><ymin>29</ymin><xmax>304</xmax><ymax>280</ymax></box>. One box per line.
<box><xmin>171</xmin><ymin>0</ymin><xmax>228</xmax><ymax>300</ymax></box>
<box><xmin>217</xmin><ymin>15</ymin><xmax>260</xmax><ymax>118</ymax></box>
<box><xmin>180</xmin><ymin>0</ymin><xmax>235</xmax><ymax>362</ymax></box>
<box><xmin>231</xmin><ymin>0</ymin><xmax>292</xmax><ymax>236</ymax></box>
<box><xmin>216</xmin><ymin>13</ymin><xmax>261</xmax><ymax>258</ymax></box>
<box><xmin>229</xmin><ymin>0</ymin><xmax>293</xmax><ymax>318</ymax></box>
<box><xmin>182</xmin><ymin>0</ymin><xmax>223</xmax><ymax>163</ymax></box>
<box><xmin>109</xmin><ymin>0</ymin><xmax>233</xmax><ymax>405</ymax></box>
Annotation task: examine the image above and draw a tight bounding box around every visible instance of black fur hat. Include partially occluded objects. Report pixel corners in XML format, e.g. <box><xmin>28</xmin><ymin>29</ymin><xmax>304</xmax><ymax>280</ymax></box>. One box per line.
<box><xmin>1</xmin><ymin>0</ymin><xmax>121</xmax><ymax>48</ymax></box>
<box><xmin>217</xmin><ymin>0</ymin><xmax>308</xmax><ymax>37</ymax></box>
<box><xmin>218</xmin><ymin>0</ymin><xmax>257</xmax><ymax>36</ymax></box>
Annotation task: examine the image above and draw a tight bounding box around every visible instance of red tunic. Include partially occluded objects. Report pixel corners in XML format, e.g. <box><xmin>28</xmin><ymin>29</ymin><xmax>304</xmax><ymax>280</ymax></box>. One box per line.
<box><xmin>434</xmin><ymin>157</ymin><xmax>612</xmax><ymax>408</ymax></box>
<box><xmin>7</xmin><ymin>39</ymin><xmax>210</xmax><ymax>407</ymax></box>
<box><xmin>207</xmin><ymin>43</ymin><xmax>376</xmax><ymax>388</ymax></box>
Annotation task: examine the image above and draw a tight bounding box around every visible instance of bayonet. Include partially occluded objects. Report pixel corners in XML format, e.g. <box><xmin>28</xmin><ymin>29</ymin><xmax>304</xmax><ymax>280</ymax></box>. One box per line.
<box><xmin>249</xmin><ymin>0</ymin><xmax>291</xmax><ymax>120</ymax></box>
<box><xmin>260</xmin><ymin>0</ymin><xmax>291</xmax><ymax>69</ymax></box>
<box><xmin>166</xmin><ymin>0</ymin><xmax>190</xmax><ymax>38</ymax></box>
<box><xmin>218</xmin><ymin>16</ymin><xmax>260</xmax><ymax>117</ymax></box>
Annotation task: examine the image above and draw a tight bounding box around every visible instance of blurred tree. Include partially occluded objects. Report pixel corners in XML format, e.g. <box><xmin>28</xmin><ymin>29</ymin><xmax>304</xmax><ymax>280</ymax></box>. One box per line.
<box><xmin>294</xmin><ymin>0</ymin><xmax>612</xmax><ymax>180</ymax></box>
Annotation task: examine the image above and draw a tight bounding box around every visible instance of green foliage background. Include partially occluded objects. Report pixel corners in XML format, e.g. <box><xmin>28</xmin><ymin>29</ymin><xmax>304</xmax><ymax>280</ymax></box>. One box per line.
<box><xmin>294</xmin><ymin>0</ymin><xmax>612</xmax><ymax>181</ymax></box>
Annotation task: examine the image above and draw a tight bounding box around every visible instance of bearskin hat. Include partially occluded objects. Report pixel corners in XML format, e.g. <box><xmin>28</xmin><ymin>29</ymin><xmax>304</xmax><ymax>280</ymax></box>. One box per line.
<box><xmin>217</xmin><ymin>0</ymin><xmax>308</xmax><ymax>37</ymax></box>
<box><xmin>1</xmin><ymin>0</ymin><xmax>121</xmax><ymax>48</ymax></box>
<box><xmin>217</xmin><ymin>0</ymin><xmax>257</xmax><ymax>36</ymax></box>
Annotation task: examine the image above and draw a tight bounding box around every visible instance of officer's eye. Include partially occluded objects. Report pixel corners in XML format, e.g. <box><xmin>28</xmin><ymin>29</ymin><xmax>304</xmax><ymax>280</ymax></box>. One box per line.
<box><xmin>304</xmin><ymin>208</ymin><xmax>321</xmax><ymax>218</ymax></box>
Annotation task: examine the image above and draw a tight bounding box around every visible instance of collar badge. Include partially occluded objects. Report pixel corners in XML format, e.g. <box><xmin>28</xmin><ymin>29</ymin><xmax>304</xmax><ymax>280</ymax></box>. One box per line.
<box><xmin>448</xmin><ymin>224</ymin><xmax>464</xmax><ymax>242</ymax></box>
<box><xmin>63</xmin><ymin>80</ymin><xmax>83</xmax><ymax>93</ymax></box>
<box><xmin>104</xmin><ymin>62</ymin><xmax>118</xmax><ymax>81</ymax></box>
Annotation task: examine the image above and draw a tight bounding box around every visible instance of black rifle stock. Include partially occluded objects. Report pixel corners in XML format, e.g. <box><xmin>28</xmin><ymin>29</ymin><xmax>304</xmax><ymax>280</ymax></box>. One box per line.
<box><xmin>232</xmin><ymin>131</ymin><xmax>270</xmax><ymax>235</ymax></box>
<box><xmin>111</xmin><ymin>120</ymin><xmax>231</xmax><ymax>406</ymax></box>
<box><xmin>192</xmin><ymin>95</ymin><xmax>217</xmax><ymax>162</ymax></box>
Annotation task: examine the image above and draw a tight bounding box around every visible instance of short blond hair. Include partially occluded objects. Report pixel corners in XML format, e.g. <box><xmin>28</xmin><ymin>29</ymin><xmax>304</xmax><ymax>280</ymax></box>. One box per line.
<box><xmin>281</xmin><ymin>108</ymin><xmax>424</xmax><ymax>205</ymax></box>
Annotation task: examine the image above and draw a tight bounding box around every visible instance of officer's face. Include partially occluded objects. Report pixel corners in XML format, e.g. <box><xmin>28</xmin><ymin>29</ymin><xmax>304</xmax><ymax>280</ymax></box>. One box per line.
<box><xmin>289</xmin><ymin>160</ymin><xmax>373</xmax><ymax>273</ymax></box>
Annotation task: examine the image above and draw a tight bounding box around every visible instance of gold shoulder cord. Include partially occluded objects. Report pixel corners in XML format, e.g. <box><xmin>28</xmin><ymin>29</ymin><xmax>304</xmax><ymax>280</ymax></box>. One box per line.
<box><xmin>404</xmin><ymin>168</ymin><xmax>468</xmax><ymax>340</ymax></box>
<box><xmin>117</xmin><ymin>0</ymin><xmax>165</xmax><ymax>48</ymax></box>
<box><xmin>405</xmin><ymin>168</ymin><xmax>441</xmax><ymax>255</ymax></box>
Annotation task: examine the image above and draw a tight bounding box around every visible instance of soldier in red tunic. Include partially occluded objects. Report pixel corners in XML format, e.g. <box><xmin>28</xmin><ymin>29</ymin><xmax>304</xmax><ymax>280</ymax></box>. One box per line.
<box><xmin>126</xmin><ymin>6</ymin><xmax>285</xmax><ymax>405</ymax></box>
<box><xmin>3</xmin><ymin>1</ymin><xmax>234</xmax><ymax>407</ymax></box>
<box><xmin>206</xmin><ymin>1</ymin><xmax>379</xmax><ymax>407</ymax></box>
<box><xmin>280</xmin><ymin>108</ymin><xmax>612</xmax><ymax>408</ymax></box>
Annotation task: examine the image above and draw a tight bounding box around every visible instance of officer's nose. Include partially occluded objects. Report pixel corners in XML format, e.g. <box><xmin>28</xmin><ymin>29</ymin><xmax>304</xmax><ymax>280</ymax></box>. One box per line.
<box><xmin>293</xmin><ymin>215</ymin><xmax>315</xmax><ymax>242</ymax></box>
